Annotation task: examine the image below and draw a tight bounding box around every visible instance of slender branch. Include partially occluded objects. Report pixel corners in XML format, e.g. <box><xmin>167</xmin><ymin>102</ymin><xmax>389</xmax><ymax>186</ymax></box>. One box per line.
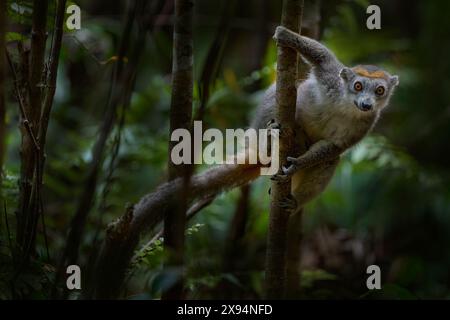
<box><xmin>6</xmin><ymin>49</ymin><xmax>41</xmax><ymax>268</ymax></box>
<box><xmin>131</xmin><ymin>194</ymin><xmax>215</xmax><ymax>267</ymax></box>
<box><xmin>90</xmin><ymin>160</ymin><xmax>261</xmax><ymax>299</ymax></box>
<box><xmin>31</xmin><ymin>0</ymin><xmax>67</xmax><ymax>266</ymax></box>
<box><xmin>223</xmin><ymin>185</ymin><xmax>250</xmax><ymax>273</ymax></box>
<box><xmin>28</xmin><ymin>0</ymin><xmax>49</xmax><ymax>129</ymax></box>
<box><xmin>167</xmin><ymin>0</ymin><xmax>194</xmax><ymax>180</ymax></box>
<box><xmin>6</xmin><ymin>51</ymin><xmax>40</xmax><ymax>152</ymax></box>
<box><xmin>4</xmin><ymin>201</ymin><xmax>14</xmax><ymax>264</ymax></box>
<box><xmin>68</xmin><ymin>35</ymin><xmax>102</xmax><ymax>66</ymax></box>
<box><xmin>264</xmin><ymin>0</ymin><xmax>304</xmax><ymax>299</ymax></box>
<box><xmin>285</xmin><ymin>208</ymin><xmax>303</xmax><ymax>297</ymax></box>
<box><xmin>16</xmin><ymin>0</ymin><xmax>48</xmax><ymax>260</ymax></box>
<box><xmin>0</xmin><ymin>0</ymin><xmax>6</xmax><ymax>180</ymax></box>
<box><xmin>38</xmin><ymin>0</ymin><xmax>67</xmax><ymax>160</ymax></box>
<box><xmin>286</xmin><ymin>0</ymin><xmax>321</xmax><ymax>298</ymax></box>
<box><xmin>164</xmin><ymin>0</ymin><xmax>194</xmax><ymax>300</ymax></box>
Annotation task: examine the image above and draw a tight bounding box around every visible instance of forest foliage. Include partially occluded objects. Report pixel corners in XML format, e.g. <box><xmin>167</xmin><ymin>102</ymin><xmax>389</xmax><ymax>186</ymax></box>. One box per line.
<box><xmin>1</xmin><ymin>0</ymin><xmax>450</xmax><ymax>299</ymax></box>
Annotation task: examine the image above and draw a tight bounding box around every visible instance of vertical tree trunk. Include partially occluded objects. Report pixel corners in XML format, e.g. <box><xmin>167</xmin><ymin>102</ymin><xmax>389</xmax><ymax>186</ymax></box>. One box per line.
<box><xmin>286</xmin><ymin>0</ymin><xmax>321</xmax><ymax>298</ymax></box>
<box><xmin>265</xmin><ymin>0</ymin><xmax>304</xmax><ymax>299</ymax></box>
<box><xmin>285</xmin><ymin>209</ymin><xmax>304</xmax><ymax>297</ymax></box>
<box><xmin>0</xmin><ymin>0</ymin><xmax>6</xmax><ymax>181</ymax></box>
<box><xmin>16</xmin><ymin>0</ymin><xmax>48</xmax><ymax>261</ymax></box>
<box><xmin>223</xmin><ymin>185</ymin><xmax>250</xmax><ymax>272</ymax></box>
<box><xmin>38</xmin><ymin>0</ymin><xmax>67</xmax><ymax>178</ymax></box>
<box><xmin>163</xmin><ymin>0</ymin><xmax>194</xmax><ymax>300</ymax></box>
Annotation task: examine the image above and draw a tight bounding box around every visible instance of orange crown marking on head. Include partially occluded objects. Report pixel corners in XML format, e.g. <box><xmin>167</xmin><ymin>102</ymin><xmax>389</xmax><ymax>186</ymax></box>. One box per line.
<box><xmin>353</xmin><ymin>67</ymin><xmax>388</xmax><ymax>79</ymax></box>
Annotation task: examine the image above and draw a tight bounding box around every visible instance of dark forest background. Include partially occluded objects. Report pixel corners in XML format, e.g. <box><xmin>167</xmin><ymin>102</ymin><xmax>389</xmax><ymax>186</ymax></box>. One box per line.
<box><xmin>1</xmin><ymin>0</ymin><xmax>450</xmax><ymax>299</ymax></box>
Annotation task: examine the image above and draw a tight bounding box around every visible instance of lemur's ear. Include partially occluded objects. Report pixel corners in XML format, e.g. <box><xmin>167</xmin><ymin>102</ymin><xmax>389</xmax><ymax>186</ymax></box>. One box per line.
<box><xmin>389</xmin><ymin>75</ymin><xmax>399</xmax><ymax>87</ymax></box>
<box><xmin>340</xmin><ymin>67</ymin><xmax>355</xmax><ymax>81</ymax></box>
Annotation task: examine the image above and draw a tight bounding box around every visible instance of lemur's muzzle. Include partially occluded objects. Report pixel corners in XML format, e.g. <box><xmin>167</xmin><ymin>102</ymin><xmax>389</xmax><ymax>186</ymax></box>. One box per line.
<box><xmin>354</xmin><ymin>100</ymin><xmax>373</xmax><ymax>112</ymax></box>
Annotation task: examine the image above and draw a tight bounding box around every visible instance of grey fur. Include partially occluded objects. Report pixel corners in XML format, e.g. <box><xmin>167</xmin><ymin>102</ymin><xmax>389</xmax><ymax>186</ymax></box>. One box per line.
<box><xmin>254</xmin><ymin>26</ymin><xmax>400</xmax><ymax>211</ymax></box>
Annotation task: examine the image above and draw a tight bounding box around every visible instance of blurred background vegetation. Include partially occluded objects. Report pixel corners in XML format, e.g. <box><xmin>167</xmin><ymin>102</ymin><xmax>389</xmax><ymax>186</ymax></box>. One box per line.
<box><xmin>1</xmin><ymin>0</ymin><xmax>450</xmax><ymax>299</ymax></box>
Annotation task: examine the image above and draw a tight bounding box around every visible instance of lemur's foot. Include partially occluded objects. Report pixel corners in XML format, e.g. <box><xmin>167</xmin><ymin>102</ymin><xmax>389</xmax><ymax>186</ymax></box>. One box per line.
<box><xmin>281</xmin><ymin>157</ymin><xmax>301</xmax><ymax>176</ymax></box>
<box><xmin>270</xmin><ymin>157</ymin><xmax>301</xmax><ymax>182</ymax></box>
<box><xmin>270</xmin><ymin>172</ymin><xmax>290</xmax><ymax>183</ymax></box>
<box><xmin>277</xmin><ymin>194</ymin><xmax>298</xmax><ymax>214</ymax></box>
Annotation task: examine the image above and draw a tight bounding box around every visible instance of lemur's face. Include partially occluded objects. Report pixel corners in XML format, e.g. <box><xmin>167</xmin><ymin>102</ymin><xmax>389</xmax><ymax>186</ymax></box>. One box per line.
<box><xmin>340</xmin><ymin>65</ymin><xmax>399</xmax><ymax>113</ymax></box>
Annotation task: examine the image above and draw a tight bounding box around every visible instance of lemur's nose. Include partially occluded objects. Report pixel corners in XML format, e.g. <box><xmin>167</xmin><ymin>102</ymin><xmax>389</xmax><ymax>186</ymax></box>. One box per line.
<box><xmin>354</xmin><ymin>100</ymin><xmax>372</xmax><ymax>111</ymax></box>
<box><xmin>360</xmin><ymin>102</ymin><xmax>372</xmax><ymax>111</ymax></box>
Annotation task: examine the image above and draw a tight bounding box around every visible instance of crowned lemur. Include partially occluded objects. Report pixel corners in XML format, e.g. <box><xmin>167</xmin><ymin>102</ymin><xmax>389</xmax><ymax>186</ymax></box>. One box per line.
<box><xmin>249</xmin><ymin>26</ymin><xmax>399</xmax><ymax>213</ymax></box>
<box><xmin>145</xmin><ymin>26</ymin><xmax>399</xmax><ymax>219</ymax></box>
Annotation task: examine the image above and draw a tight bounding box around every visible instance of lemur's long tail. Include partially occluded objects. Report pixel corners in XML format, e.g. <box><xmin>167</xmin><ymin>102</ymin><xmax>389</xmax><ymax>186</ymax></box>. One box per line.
<box><xmin>131</xmin><ymin>162</ymin><xmax>263</xmax><ymax>234</ymax></box>
<box><xmin>91</xmin><ymin>162</ymin><xmax>263</xmax><ymax>298</ymax></box>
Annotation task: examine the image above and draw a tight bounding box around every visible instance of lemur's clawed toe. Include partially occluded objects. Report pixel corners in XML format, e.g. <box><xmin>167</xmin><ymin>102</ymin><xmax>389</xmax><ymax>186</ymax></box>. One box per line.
<box><xmin>270</xmin><ymin>172</ymin><xmax>290</xmax><ymax>183</ymax></box>
<box><xmin>277</xmin><ymin>195</ymin><xmax>298</xmax><ymax>213</ymax></box>
<box><xmin>281</xmin><ymin>157</ymin><xmax>300</xmax><ymax>176</ymax></box>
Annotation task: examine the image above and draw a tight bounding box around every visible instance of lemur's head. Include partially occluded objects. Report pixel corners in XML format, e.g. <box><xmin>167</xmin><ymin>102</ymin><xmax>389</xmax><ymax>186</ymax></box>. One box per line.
<box><xmin>340</xmin><ymin>65</ymin><xmax>399</xmax><ymax>113</ymax></box>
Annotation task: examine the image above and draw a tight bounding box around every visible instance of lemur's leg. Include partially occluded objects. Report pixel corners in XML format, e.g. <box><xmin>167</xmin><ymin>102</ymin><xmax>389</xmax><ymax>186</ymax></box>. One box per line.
<box><xmin>271</xmin><ymin>139</ymin><xmax>342</xmax><ymax>181</ymax></box>
<box><xmin>290</xmin><ymin>158</ymin><xmax>339</xmax><ymax>211</ymax></box>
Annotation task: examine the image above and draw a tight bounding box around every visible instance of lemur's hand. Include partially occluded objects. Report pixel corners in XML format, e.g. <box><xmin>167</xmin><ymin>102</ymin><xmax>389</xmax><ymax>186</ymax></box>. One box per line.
<box><xmin>273</xmin><ymin>26</ymin><xmax>296</xmax><ymax>47</ymax></box>
<box><xmin>266</xmin><ymin>119</ymin><xmax>280</xmax><ymax>132</ymax></box>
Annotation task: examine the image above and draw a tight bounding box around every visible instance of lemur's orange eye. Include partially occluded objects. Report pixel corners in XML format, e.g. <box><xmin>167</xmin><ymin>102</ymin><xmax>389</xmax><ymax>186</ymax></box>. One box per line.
<box><xmin>375</xmin><ymin>86</ymin><xmax>385</xmax><ymax>96</ymax></box>
<box><xmin>354</xmin><ymin>81</ymin><xmax>363</xmax><ymax>91</ymax></box>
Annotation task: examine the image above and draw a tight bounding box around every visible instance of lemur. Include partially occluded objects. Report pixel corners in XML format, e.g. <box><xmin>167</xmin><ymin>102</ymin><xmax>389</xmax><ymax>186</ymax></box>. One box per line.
<box><xmin>250</xmin><ymin>26</ymin><xmax>399</xmax><ymax>213</ymax></box>
<box><xmin>135</xmin><ymin>26</ymin><xmax>399</xmax><ymax>225</ymax></box>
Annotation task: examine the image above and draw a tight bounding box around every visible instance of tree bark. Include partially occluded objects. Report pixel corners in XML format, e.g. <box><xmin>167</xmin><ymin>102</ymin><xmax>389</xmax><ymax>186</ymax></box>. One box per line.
<box><xmin>0</xmin><ymin>0</ymin><xmax>6</xmax><ymax>181</ymax></box>
<box><xmin>285</xmin><ymin>208</ymin><xmax>304</xmax><ymax>297</ymax></box>
<box><xmin>163</xmin><ymin>0</ymin><xmax>194</xmax><ymax>300</ymax></box>
<box><xmin>38</xmin><ymin>0</ymin><xmax>67</xmax><ymax>174</ymax></box>
<box><xmin>286</xmin><ymin>0</ymin><xmax>321</xmax><ymax>298</ymax></box>
<box><xmin>224</xmin><ymin>185</ymin><xmax>250</xmax><ymax>273</ymax></box>
<box><xmin>16</xmin><ymin>0</ymin><xmax>48</xmax><ymax>261</ymax></box>
<box><xmin>264</xmin><ymin>0</ymin><xmax>303</xmax><ymax>299</ymax></box>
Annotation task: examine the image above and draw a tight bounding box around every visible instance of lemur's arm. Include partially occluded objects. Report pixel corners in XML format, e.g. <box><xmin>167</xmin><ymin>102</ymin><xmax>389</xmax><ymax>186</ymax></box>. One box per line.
<box><xmin>273</xmin><ymin>140</ymin><xmax>343</xmax><ymax>179</ymax></box>
<box><xmin>273</xmin><ymin>26</ymin><xmax>343</xmax><ymax>90</ymax></box>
